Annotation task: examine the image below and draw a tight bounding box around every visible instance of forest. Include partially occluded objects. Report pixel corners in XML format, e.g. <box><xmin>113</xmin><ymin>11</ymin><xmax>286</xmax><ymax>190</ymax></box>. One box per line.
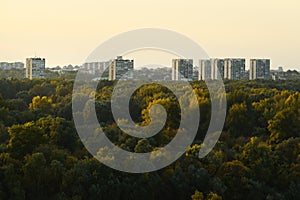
<box><xmin>0</xmin><ymin>78</ymin><xmax>299</xmax><ymax>200</ymax></box>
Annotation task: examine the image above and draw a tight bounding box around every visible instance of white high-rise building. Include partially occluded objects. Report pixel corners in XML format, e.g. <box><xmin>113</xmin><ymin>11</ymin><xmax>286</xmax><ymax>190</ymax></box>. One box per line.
<box><xmin>211</xmin><ymin>58</ymin><xmax>225</xmax><ymax>80</ymax></box>
<box><xmin>199</xmin><ymin>59</ymin><xmax>211</xmax><ymax>80</ymax></box>
<box><xmin>224</xmin><ymin>58</ymin><xmax>245</xmax><ymax>80</ymax></box>
<box><xmin>109</xmin><ymin>56</ymin><xmax>134</xmax><ymax>80</ymax></box>
<box><xmin>172</xmin><ymin>59</ymin><xmax>193</xmax><ymax>81</ymax></box>
<box><xmin>26</xmin><ymin>58</ymin><xmax>45</xmax><ymax>79</ymax></box>
<box><xmin>249</xmin><ymin>59</ymin><xmax>271</xmax><ymax>80</ymax></box>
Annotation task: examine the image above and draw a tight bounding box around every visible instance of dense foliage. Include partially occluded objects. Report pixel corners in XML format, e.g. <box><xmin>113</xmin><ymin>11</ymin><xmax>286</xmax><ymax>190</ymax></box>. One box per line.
<box><xmin>0</xmin><ymin>78</ymin><xmax>299</xmax><ymax>200</ymax></box>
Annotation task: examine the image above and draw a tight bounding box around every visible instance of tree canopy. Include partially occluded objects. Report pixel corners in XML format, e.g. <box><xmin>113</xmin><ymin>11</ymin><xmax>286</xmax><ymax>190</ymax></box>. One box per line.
<box><xmin>0</xmin><ymin>78</ymin><xmax>299</xmax><ymax>199</ymax></box>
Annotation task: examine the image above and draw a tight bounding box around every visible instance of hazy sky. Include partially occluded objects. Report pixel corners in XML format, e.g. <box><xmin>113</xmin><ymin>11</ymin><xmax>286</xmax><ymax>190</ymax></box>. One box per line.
<box><xmin>1</xmin><ymin>0</ymin><xmax>300</xmax><ymax>70</ymax></box>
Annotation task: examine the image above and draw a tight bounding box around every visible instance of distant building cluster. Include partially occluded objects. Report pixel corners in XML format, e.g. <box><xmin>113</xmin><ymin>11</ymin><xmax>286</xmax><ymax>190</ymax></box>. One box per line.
<box><xmin>49</xmin><ymin>65</ymin><xmax>80</xmax><ymax>75</ymax></box>
<box><xmin>270</xmin><ymin>67</ymin><xmax>299</xmax><ymax>80</ymax></box>
<box><xmin>0</xmin><ymin>62</ymin><xmax>24</xmax><ymax>70</ymax></box>
<box><xmin>81</xmin><ymin>56</ymin><xmax>134</xmax><ymax>81</ymax></box>
<box><xmin>133</xmin><ymin>67</ymin><xmax>171</xmax><ymax>81</ymax></box>
<box><xmin>81</xmin><ymin>61</ymin><xmax>110</xmax><ymax>76</ymax></box>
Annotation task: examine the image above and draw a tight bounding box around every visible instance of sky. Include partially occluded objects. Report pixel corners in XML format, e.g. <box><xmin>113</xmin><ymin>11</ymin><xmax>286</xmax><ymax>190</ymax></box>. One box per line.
<box><xmin>1</xmin><ymin>0</ymin><xmax>300</xmax><ymax>70</ymax></box>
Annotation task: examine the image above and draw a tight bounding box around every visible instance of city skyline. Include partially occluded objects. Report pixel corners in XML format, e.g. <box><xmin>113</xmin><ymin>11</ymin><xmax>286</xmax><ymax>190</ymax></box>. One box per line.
<box><xmin>1</xmin><ymin>57</ymin><xmax>295</xmax><ymax>73</ymax></box>
<box><xmin>1</xmin><ymin>0</ymin><xmax>300</xmax><ymax>70</ymax></box>
<box><xmin>2</xmin><ymin>56</ymin><xmax>283</xmax><ymax>81</ymax></box>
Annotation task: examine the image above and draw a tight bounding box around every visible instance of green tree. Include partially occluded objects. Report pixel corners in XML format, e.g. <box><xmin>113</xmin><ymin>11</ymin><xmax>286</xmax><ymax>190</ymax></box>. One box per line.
<box><xmin>22</xmin><ymin>153</ymin><xmax>52</xmax><ymax>199</ymax></box>
<box><xmin>217</xmin><ymin>160</ymin><xmax>249</xmax><ymax>199</ymax></box>
<box><xmin>134</xmin><ymin>139</ymin><xmax>152</xmax><ymax>153</ymax></box>
<box><xmin>36</xmin><ymin>117</ymin><xmax>78</xmax><ymax>152</ymax></box>
<box><xmin>207</xmin><ymin>192</ymin><xmax>222</xmax><ymax>200</ymax></box>
<box><xmin>238</xmin><ymin>137</ymin><xmax>275</xmax><ymax>184</ymax></box>
<box><xmin>191</xmin><ymin>190</ymin><xmax>204</xmax><ymax>200</ymax></box>
<box><xmin>226</xmin><ymin>102</ymin><xmax>253</xmax><ymax>137</ymax></box>
<box><xmin>268</xmin><ymin>107</ymin><xmax>300</xmax><ymax>143</ymax></box>
<box><xmin>8</xmin><ymin>122</ymin><xmax>47</xmax><ymax>158</ymax></box>
<box><xmin>29</xmin><ymin>95</ymin><xmax>54</xmax><ymax>114</ymax></box>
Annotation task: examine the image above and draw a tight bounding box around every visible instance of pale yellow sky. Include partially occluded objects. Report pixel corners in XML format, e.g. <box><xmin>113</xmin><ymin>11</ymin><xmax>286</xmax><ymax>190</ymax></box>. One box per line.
<box><xmin>1</xmin><ymin>0</ymin><xmax>300</xmax><ymax>70</ymax></box>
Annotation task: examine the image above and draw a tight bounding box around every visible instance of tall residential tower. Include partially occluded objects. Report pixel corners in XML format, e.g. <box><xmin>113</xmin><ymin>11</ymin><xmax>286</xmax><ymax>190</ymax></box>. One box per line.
<box><xmin>224</xmin><ymin>58</ymin><xmax>245</xmax><ymax>80</ymax></box>
<box><xmin>26</xmin><ymin>58</ymin><xmax>45</xmax><ymax>79</ymax></box>
<box><xmin>198</xmin><ymin>59</ymin><xmax>211</xmax><ymax>80</ymax></box>
<box><xmin>109</xmin><ymin>56</ymin><xmax>134</xmax><ymax>80</ymax></box>
<box><xmin>172</xmin><ymin>59</ymin><xmax>193</xmax><ymax>81</ymax></box>
<box><xmin>249</xmin><ymin>59</ymin><xmax>271</xmax><ymax>80</ymax></box>
<box><xmin>211</xmin><ymin>58</ymin><xmax>225</xmax><ymax>80</ymax></box>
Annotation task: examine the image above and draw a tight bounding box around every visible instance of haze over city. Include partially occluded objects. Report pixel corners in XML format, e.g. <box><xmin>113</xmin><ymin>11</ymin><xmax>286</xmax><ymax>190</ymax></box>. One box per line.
<box><xmin>1</xmin><ymin>0</ymin><xmax>300</xmax><ymax>70</ymax></box>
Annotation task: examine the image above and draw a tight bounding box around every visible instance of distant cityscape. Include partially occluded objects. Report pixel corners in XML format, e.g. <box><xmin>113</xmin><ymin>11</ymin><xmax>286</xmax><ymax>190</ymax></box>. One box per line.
<box><xmin>0</xmin><ymin>56</ymin><xmax>299</xmax><ymax>81</ymax></box>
